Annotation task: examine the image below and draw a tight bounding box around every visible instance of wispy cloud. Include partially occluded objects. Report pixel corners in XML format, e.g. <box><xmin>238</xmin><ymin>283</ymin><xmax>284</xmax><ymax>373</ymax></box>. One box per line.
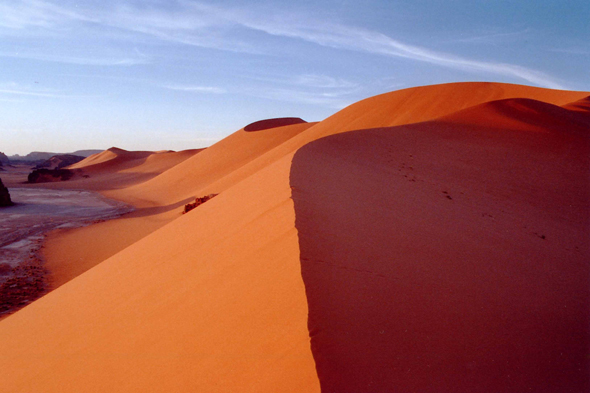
<box><xmin>0</xmin><ymin>88</ymin><xmax>67</xmax><ymax>98</ymax></box>
<box><xmin>237</xmin><ymin>72</ymin><xmax>359</xmax><ymax>108</ymax></box>
<box><xmin>161</xmin><ymin>84</ymin><xmax>226</xmax><ymax>94</ymax></box>
<box><xmin>0</xmin><ymin>82</ymin><xmax>88</xmax><ymax>98</ymax></box>
<box><xmin>0</xmin><ymin>0</ymin><xmax>93</xmax><ymax>30</ymax></box>
<box><xmin>450</xmin><ymin>29</ymin><xmax>531</xmax><ymax>44</ymax></box>
<box><xmin>548</xmin><ymin>47</ymin><xmax>590</xmax><ymax>56</ymax></box>
<box><xmin>237</xmin><ymin>17</ymin><xmax>565</xmax><ymax>89</ymax></box>
<box><xmin>0</xmin><ymin>51</ymin><xmax>148</xmax><ymax>66</ymax></box>
<box><xmin>240</xmin><ymin>86</ymin><xmax>354</xmax><ymax>109</ymax></box>
<box><xmin>294</xmin><ymin>74</ymin><xmax>357</xmax><ymax>89</ymax></box>
<box><xmin>0</xmin><ymin>1</ymin><xmax>567</xmax><ymax>89</ymax></box>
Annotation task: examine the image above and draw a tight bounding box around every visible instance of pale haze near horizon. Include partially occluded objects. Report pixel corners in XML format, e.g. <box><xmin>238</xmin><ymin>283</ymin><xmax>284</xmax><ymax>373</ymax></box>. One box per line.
<box><xmin>0</xmin><ymin>0</ymin><xmax>588</xmax><ymax>156</ymax></box>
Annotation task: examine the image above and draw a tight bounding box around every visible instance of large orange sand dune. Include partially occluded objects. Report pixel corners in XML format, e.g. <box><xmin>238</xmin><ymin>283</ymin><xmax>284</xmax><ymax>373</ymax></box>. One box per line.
<box><xmin>0</xmin><ymin>82</ymin><xmax>588</xmax><ymax>392</ymax></box>
<box><xmin>291</xmin><ymin>96</ymin><xmax>590</xmax><ymax>392</ymax></box>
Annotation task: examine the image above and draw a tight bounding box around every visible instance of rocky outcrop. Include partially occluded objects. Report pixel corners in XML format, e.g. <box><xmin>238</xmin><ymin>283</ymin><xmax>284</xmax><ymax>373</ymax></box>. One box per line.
<box><xmin>0</xmin><ymin>178</ymin><xmax>12</xmax><ymax>207</ymax></box>
<box><xmin>27</xmin><ymin>168</ymin><xmax>75</xmax><ymax>183</ymax></box>
<box><xmin>183</xmin><ymin>194</ymin><xmax>218</xmax><ymax>214</ymax></box>
<box><xmin>0</xmin><ymin>152</ymin><xmax>9</xmax><ymax>164</ymax></box>
<box><xmin>35</xmin><ymin>154</ymin><xmax>85</xmax><ymax>170</ymax></box>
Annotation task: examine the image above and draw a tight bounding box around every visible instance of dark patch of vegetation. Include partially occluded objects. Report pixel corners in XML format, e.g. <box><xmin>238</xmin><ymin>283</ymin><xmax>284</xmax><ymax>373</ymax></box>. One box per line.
<box><xmin>183</xmin><ymin>194</ymin><xmax>218</xmax><ymax>214</ymax></box>
<box><xmin>27</xmin><ymin>168</ymin><xmax>75</xmax><ymax>183</ymax></box>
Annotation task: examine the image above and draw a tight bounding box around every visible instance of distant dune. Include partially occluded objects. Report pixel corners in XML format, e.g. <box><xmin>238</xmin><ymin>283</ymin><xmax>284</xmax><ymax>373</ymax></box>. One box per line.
<box><xmin>0</xmin><ymin>82</ymin><xmax>588</xmax><ymax>392</ymax></box>
<box><xmin>244</xmin><ymin>117</ymin><xmax>307</xmax><ymax>131</ymax></box>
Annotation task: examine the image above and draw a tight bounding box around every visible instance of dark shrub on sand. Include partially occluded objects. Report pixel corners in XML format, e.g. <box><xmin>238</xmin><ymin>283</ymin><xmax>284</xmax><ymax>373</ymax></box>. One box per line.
<box><xmin>27</xmin><ymin>168</ymin><xmax>74</xmax><ymax>183</ymax></box>
<box><xmin>183</xmin><ymin>194</ymin><xmax>218</xmax><ymax>214</ymax></box>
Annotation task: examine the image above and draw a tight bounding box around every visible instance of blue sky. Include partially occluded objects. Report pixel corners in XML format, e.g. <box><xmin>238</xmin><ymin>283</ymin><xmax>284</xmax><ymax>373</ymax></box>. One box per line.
<box><xmin>1</xmin><ymin>0</ymin><xmax>588</xmax><ymax>155</ymax></box>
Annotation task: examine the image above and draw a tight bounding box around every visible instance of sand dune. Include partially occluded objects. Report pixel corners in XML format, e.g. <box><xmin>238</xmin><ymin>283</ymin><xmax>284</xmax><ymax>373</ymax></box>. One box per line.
<box><xmin>0</xmin><ymin>154</ymin><xmax>320</xmax><ymax>392</ymax></box>
<box><xmin>291</xmin><ymin>97</ymin><xmax>589</xmax><ymax>392</ymax></box>
<box><xmin>40</xmin><ymin>122</ymin><xmax>314</xmax><ymax>288</ymax></box>
<box><xmin>562</xmin><ymin>96</ymin><xmax>590</xmax><ymax>113</ymax></box>
<box><xmin>117</xmin><ymin>121</ymin><xmax>314</xmax><ymax>206</ymax></box>
<box><xmin>61</xmin><ymin>147</ymin><xmax>203</xmax><ymax>192</ymax></box>
<box><xmin>37</xmin><ymin>147</ymin><xmax>205</xmax><ymax>288</ymax></box>
<box><xmin>244</xmin><ymin>117</ymin><xmax>307</xmax><ymax>132</ymax></box>
<box><xmin>0</xmin><ymin>82</ymin><xmax>588</xmax><ymax>392</ymax></box>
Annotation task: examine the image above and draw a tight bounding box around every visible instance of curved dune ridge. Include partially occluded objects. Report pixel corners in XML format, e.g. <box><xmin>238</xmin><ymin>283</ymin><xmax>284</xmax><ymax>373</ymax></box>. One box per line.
<box><xmin>438</xmin><ymin>97</ymin><xmax>590</xmax><ymax>132</ymax></box>
<box><xmin>68</xmin><ymin>147</ymin><xmax>150</xmax><ymax>169</ymax></box>
<box><xmin>562</xmin><ymin>96</ymin><xmax>590</xmax><ymax>113</ymax></box>
<box><xmin>290</xmin><ymin>98</ymin><xmax>590</xmax><ymax>392</ymax></box>
<box><xmin>0</xmin><ymin>82</ymin><xmax>588</xmax><ymax>392</ymax></box>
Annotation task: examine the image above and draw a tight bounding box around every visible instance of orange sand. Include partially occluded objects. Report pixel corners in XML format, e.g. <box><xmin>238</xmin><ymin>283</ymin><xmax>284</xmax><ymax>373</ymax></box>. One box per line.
<box><xmin>291</xmin><ymin>96</ymin><xmax>590</xmax><ymax>392</ymax></box>
<box><xmin>0</xmin><ymin>82</ymin><xmax>588</xmax><ymax>392</ymax></box>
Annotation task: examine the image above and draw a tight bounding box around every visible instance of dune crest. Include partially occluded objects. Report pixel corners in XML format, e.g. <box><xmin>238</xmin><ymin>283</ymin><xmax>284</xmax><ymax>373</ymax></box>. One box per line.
<box><xmin>562</xmin><ymin>96</ymin><xmax>590</xmax><ymax>113</ymax></box>
<box><xmin>0</xmin><ymin>82</ymin><xmax>588</xmax><ymax>392</ymax></box>
<box><xmin>291</xmin><ymin>92</ymin><xmax>590</xmax><ymax>392</ymax></box>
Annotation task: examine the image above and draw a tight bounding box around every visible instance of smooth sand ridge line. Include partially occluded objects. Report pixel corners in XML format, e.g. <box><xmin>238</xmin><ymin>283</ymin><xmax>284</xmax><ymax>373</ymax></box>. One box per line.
<box><xmin>42</xmin><ymin>122</ymin><xmax>314</xmax><ymax>289</ymax></box>
<box><xmin>0</xmin><ymin>84</ymin><xmax>587</xmax><ymax>391</ymax></box>
<box><xmin>0</xmin><ymin>153</ymin><xmax>320</xmax><ymax>392</ymax></box>
<box><xmin>435</xmin><ymin>97</ymin><xmax>590</xmax><ymax>133</ymax></box>
<box><xmin>68</xmin><ymin>147</ymin><xmax>153</xmax><ymax>171</ymax></box>
<box><xmin>27</xmin><ymin>148</ymin><xmax>203</xmax><ymax>196</ymax></box>
<box><xmin>118</xmin><ymin>121</ymin><xmax>314</xmax><ymax>206</ymax></box>
<box><xmin>109</xmin><ymin>83</ymin><xmax>589</xmax><ymax>209</ymax></box>
<box><xmin>290</xmin><ymin>97</ymin><xmax>590</xmax><ymax>392</ymax></box>
<box><xmin>562</xmin><ymin>95</ymin><xmax>590</xmax><ymax>112</ymax></box>
<box><xmin>297</xmin><ymin>82</ymin><xmax>589</xmax><ymax>136</ymax></box>
<box><xmin>70</xmin><ymin>147</ymin><xmax>203</xmax><ymax>176</ymax></box>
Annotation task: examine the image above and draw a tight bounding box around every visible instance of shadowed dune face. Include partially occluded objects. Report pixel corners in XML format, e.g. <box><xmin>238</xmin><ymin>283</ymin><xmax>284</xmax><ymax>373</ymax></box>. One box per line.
<box><xmin>290</xmin><ymin>106</ymin><xmax>590</xmax><ymax>392</ymax></box>
<box><xmin>305</xmin><ymin>82</ymin><xmax>589</xmax><ymax>137</ymax></box>
<box><xmin>562</xmin><ymin>96</ymin><xmax>590</xmax><ymax>113</ymax></box>
<box><xmin>244</xmin><ymin>117</ymin><xmax>307</xmax><ymax>132</ymax></box>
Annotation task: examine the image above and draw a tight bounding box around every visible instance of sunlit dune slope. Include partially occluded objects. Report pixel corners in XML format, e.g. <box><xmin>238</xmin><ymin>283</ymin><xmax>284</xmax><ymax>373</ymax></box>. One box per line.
<box><xmin>42</xmin><ymin>122</ymin><xmax>313</xmax><ymax>289</ymax></box>
<box><xmin>59</xmin><ymin>147</ymin><xmax>203</xmax><ymax>192</ymax></box>
<box><xmin>119</xmin><ymin>121</ymin><xmax>314</xmax><ymax>206</ymax></box>
<box><xmin>69</xmin><ymin>147</ymin><xmax>152</xmax><ymax>170</ymax></box>
<box><xmin>290</xmin><ymin>95</ymin><xmax>590</xmax><ymax>392</ymax></box>
<box><xmin>40</xmin><ymin>147</ymin><xmax>203</xmax><ymax>289</ymax></box>
<box><xmin>1</xmin><ymin>82</ymin><xmax>588</xmax><ymax>392</ymax></box>
<box><xmin>0</xmin><ymin>155</ymin><xmax>320</xmax><ymax>392</ymax></box>
<box><xmin>118</xmin><ymin>83</ymin><xmax>587</xmax><ymax>208</ymax></box>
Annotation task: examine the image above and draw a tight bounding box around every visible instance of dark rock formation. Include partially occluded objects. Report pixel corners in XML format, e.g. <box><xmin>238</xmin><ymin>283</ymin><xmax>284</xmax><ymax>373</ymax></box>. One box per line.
<box><xmin>27</xmin><ymin>168</ymin><xmax>75</xmax><ymax>183</ymax></box>
<box><xmin>0</xmin><ymin>178</ymin><xmax>12</xmax><ymax>207</ymax></box>
<box><xmin>70</xmin><ymin>149</ymin><xmax>103</xmax><ymax>157</ymax></box>
<box><xmin>34</xmin><ymin>154</ymin><xmax>85</xmax><ymax>170</ymax></box>
<box><xmin>183</xmin><ymin>194</ymin><xmax>218</xmax><ymax>214</ymax></box>
<box><xmin>8</xmin><ymin>151</ymin><xmax>55</xmax><ymax>165</ymax></box>
<box><xmin>0</xmin><ymin>152</ymin><xmax>9</xmax><ymax>164</ymax></box>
